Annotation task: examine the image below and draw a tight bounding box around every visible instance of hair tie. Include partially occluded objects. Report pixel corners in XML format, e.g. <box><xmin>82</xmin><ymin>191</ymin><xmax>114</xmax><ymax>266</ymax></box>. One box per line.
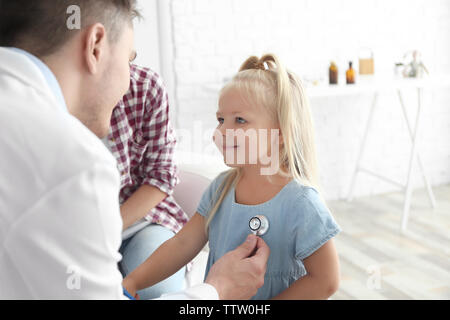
<box><xmin>256</xmin><ymin>61</ymin><xmax>268</xmax><ymax>71</ymax></box>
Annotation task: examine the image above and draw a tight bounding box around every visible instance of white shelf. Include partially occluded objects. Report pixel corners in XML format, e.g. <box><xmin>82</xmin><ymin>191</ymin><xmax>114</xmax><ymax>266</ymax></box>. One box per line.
<box><xmin>203</xmin><ymin>74</ymin><xmax>450</xmax><ymax>98</ymax></box>
<box><xmin>306</xmin><ymin>74</ymin><xmax>450</xmax><ymax>98</ymax></box>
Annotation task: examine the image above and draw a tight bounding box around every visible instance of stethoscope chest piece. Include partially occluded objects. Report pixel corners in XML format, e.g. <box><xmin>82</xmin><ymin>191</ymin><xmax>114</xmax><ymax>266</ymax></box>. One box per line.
<box><xmin>249</xmin><ymin>215</ymin><xmax>269</xmax><ymax>236</ymax></box>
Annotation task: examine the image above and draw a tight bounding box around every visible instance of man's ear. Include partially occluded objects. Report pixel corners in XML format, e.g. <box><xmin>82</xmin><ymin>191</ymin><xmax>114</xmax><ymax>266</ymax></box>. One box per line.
<box><xmin>83</xmin><ymin>23</ymin><xmax>107</xmax><ymax>75</ymax></box>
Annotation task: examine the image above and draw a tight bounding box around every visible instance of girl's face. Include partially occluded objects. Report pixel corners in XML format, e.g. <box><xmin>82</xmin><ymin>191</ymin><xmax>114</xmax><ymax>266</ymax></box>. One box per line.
<box><xmin>214</xmin><ymin>88</ymin><xmax>281</xmax><ymax>173</ymax></box>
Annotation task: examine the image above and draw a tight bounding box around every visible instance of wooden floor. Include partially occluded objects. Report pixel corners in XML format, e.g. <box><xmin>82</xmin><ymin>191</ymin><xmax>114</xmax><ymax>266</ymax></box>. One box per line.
<box><xmin>328</xmin><ymin>184</ymin><xmax>450</xmax><ymax>300</ymax></box>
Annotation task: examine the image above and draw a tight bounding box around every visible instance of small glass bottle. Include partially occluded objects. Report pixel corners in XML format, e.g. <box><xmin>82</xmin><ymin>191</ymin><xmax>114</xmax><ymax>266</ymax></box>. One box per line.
<box><xmin>329</xmin><ymin>61</ymin><xmax>338</xmax><ymax>85</ymax></box>
<box><xmin>346</xmin><ymin>61</ymin><xmax>355</xmax><ymax>84</ymax></box>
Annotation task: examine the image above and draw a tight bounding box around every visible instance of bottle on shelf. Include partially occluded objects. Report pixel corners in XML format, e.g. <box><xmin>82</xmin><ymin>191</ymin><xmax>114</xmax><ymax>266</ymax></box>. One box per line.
<box><xmin>329</xmin><ymin>61</ymin><xmax>338</xmax><ymax>85</ymax></box>
<box><xmin>346</xmin><ymin>61</ymin><xmax>355</xmax><ymax>84</ymax></box>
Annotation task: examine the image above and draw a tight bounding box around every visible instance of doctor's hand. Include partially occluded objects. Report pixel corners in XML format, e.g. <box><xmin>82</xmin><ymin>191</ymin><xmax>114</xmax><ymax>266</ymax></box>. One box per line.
<box><xmin>205</xmin><ymin>234</ymin><xmax>270</xmax><ymax>300</ymax></box>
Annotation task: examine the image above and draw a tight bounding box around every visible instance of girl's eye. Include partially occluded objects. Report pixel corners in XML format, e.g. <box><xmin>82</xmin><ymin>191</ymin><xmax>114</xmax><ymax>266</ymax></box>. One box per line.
<box><xmin>217</xmin><ymin>117</ymin><xmax>224</xmax><ymax>124</ymax></box>
<box><xmin>236</xmin><ymin>117</ymin><xmax>247</xmax><ymax>124</ymax></box>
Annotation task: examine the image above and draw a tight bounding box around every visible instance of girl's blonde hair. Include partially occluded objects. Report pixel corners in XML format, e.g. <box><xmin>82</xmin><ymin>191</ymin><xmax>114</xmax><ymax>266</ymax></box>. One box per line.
<box><xmin>205</xmin><ymin>54</ymin><xmax>320</xmax><ymax>232</ymax></box>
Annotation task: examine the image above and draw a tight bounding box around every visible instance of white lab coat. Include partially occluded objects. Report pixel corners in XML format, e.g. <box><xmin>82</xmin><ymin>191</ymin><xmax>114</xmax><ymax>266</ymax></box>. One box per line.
<box><xmin>0</xmin><ymin>48</ymin><xmax>217</xmax><ymax>300</ymax></box>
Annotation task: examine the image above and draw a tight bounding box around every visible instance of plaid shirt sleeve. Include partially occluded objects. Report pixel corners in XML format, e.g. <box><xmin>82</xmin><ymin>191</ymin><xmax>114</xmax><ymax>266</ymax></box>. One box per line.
<box><xmin>140</xmin><ymin>76</ymin><xmax>179</xmax><ymax>196</ymax></box>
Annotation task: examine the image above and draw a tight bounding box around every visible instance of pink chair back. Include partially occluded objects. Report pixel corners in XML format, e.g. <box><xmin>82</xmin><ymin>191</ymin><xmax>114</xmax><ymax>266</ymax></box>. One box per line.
<box><xmin>173</xmin><ymin>170</ymin><xmax>211</xmax><ymax>219</ymax></box>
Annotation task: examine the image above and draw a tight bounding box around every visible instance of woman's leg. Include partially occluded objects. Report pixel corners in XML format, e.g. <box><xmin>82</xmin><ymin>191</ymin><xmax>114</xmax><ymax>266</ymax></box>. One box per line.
<box><xmin>119</xmin><ymin>224</ymin><xmax>185</xmax><ymax>300</ymax></box>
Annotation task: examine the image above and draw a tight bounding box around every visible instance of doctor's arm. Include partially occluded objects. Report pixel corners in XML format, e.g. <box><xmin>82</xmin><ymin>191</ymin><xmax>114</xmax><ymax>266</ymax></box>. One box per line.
<box><xmin>9</xmin><ymin>163</ymin><xmax>126</xmax><ymax>299</ymax></box>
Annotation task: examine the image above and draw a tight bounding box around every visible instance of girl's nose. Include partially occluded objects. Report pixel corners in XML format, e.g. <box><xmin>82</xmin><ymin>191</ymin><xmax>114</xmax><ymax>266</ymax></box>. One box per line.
<box><xmin>218</xmin><ymin>125</ymin><xmax>227</xmax><ymax>136</ymax></box>
<box><xmin>218</xmin><ymin>122</ymin><xmax>235</xmax><ymax>136</ymax></box>
<box><xmin>213</xmin><ymin>126</ymin><xmax>236</xmax><ymax>144</ymax></box>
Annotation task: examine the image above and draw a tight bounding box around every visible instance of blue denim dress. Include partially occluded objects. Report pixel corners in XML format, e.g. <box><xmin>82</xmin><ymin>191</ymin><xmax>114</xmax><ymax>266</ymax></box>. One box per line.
<box><xmin>197</xmin><ymin>172</ymin><xmax>341</xmax><ymax>300</ymax></box>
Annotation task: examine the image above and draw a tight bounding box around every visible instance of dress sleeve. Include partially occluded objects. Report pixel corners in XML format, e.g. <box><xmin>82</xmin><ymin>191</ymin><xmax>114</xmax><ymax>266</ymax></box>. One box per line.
<box><xmin>290</xmin><ymin>187</ymin><xmax>341</xmax><ymax>261</ymax></box>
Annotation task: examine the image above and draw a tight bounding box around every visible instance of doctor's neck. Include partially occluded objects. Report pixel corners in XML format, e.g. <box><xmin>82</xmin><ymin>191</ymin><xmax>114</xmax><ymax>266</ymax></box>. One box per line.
<box><xmin>41</xmin><ymin>41</ymin><xmax>105</xmax><ymax>138</ymax></box>
<box><xmin>42</xmin><ymin>49</ymin><xmax>82</xmax><ymax>118</ymax></box>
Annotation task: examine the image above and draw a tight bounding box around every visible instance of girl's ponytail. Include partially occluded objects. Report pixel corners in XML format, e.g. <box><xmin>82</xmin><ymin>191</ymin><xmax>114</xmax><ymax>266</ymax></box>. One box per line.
<box><xmin>241</xmin><ymin>54</ymin><xmax>320</xmax><ymax>189</ymax></box>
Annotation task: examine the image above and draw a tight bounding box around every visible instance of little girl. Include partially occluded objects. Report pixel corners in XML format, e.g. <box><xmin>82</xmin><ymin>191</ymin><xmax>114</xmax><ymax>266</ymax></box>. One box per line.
<box><xmin>123</xmin><ymin>54</ymin><xmax>341</xmax><ymax>300</ymax></box>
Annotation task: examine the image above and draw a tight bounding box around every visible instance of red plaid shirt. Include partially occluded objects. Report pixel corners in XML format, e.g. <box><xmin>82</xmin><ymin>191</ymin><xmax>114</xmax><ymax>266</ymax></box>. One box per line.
<box><xmin>104</xmin><ymin>65</ymin><xmax>189</xmax><ymax>235</ymax></box>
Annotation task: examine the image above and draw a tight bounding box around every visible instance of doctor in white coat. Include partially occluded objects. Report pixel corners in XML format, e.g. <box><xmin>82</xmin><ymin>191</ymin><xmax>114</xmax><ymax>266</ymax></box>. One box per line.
<box><xmin>0</xmin><ymin>0</ymin><xmax>269</xmax><ymax>300</ymax></box>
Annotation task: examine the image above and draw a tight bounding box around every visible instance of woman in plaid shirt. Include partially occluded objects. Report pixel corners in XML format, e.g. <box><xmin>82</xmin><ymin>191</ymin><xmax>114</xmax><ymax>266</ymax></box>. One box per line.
<box><xmin>103</xmin><ymin>64</ymin><xmax>189</xmax><ymax>299</ymax></box>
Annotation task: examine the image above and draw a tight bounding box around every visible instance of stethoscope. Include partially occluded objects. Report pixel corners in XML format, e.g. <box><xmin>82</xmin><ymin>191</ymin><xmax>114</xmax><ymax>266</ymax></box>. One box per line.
<box><xmin>249</xmin><ymin>215</ymin><xmax>269</xmax><ymax>236</ymax></box>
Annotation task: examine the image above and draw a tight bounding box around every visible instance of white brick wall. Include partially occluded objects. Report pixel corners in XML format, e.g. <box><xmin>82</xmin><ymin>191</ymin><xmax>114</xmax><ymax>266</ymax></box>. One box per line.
<box><xmin>166</xmin><ymin>0</ymin><xmax>450</xmax><ymax>200</ymax></box>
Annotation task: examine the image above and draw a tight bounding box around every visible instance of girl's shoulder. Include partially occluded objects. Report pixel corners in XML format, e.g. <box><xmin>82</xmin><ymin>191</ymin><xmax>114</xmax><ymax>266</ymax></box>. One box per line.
<box><xmin>197</xmin><ymin>170</ymin><xmax>235</xmax><ymax>217</ymax></box>
<box><xmin>206</xmin><ymin>170</ymin><xmax>235</xmax><ymax>195</ymax></box>
<box><xmin>285</xmin><ymin>180</ymin><xmax>330</xmax><ymax>215</ymax></box>
<box><xmin>210</xmin><ymin>170</ymin><xmax>232</xmax><ymax>188</ymax></box>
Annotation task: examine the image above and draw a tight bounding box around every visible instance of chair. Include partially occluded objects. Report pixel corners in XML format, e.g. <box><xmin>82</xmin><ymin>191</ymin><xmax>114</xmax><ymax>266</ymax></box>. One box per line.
<box><xmin>173</xmin><ymin>170</ymin><xmax>212</xmax><ymax>219</ymax></box>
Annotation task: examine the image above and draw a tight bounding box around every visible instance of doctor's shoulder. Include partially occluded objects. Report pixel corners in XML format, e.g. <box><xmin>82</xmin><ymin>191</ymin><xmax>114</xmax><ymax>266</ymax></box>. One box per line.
<box><xmin>62</xmin><ymin>114</ymin><xmax>118</xmax><ymax>170</ymax></box>
<box><xmin>34</xmin><ymin>107</ymin><xmax>117</xmax><ymax>180</ymax></box>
